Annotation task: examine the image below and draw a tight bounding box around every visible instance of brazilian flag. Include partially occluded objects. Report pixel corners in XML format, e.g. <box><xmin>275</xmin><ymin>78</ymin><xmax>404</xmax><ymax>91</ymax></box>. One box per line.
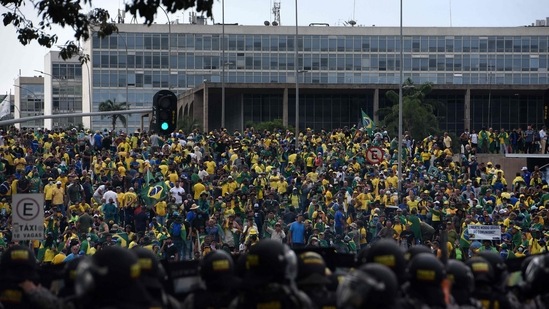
<box><xmin>113</xmin><ymin>232</ymin><xmax>129</xmax><ymax>247</ymax></box>
<box><xmin>361</xmin><ymin>109</ymin><xmax>375</xmax><ymax>136</ymax></box>
<box><xmin>141</xmin><ymin>169</ymin><xmax>168</xmax><ymax>207</ymax></box>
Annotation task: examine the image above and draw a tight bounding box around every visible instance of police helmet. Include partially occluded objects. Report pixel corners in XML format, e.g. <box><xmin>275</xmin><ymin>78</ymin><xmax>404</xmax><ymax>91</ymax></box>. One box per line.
<box><xmin>404</xmin><ymin>245</ymin><xmax>433</xmax><ymax>263</ymax></box>
<box><xmin>357</xmin><ymin>239</ymin><xmax>406</xmax><ymax>284</ymax></box>
<box><xmin>0</xmin><ymin>245</ymin><xmax>39</xmax><ymax>283</ymax></box>
<box><xmin>59</xmin><ymin>257</ymin><xmax>84</xmax><ymax>298</ymax></box>
<box><xmin>296</xmin><ymin>251</ymin><xmax>330</xmax><ymax>286</ymax></box>
<box><xmin>75</xmin><ymin>246</ymin><xmax>144</xmax><ymax>296</ymax></box>
<box><xmin>337</xmin><ymin>264</ymin><xmax>399</xmax><ymax>309</ymax></box>
<box><xmin>407</xmin><ymin>253</ymin><xmax>446</xmax><ymax>287</ymax></box>
<box><xmin>447</xmin><ymin>259</ymin><xmax>475</xmax><ymax>304</ymax></box>
<box><xmin>245</xmin><ymin>239</ymin><xmax>297</xmax><ymax>286</ymax></box>
<box><xmin>200</xmin><ymin>249</ymin><xmax>238</xmax><ymax>289</ymax></box>
<box><xmin>477</xmin><ymin>251</ymin><xmax>507</xmax><ymax>284</ymax></box>
<box><xmin>522</xmin><ymin>254</ymin><xmax>549</xmax><ymax>298</ymax></box>
<box><xmin>465</xmin><ymin>256</ymin><xmax>495</xmax><ymax>285</ymax></box>
<box><xmin>133</xmin><ymin>247</ymin><xmax>167</xmax><ymax>290</ymax></box>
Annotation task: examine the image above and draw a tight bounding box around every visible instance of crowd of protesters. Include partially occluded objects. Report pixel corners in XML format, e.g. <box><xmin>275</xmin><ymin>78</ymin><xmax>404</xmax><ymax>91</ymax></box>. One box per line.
<box><xmin>0</xmin><ymin>125</ymin><xmax>547</xmax><ymax>308</ymax></box>
<box><xmin>0</xmin><ymin>126</ymin><xmax>547</xmax><ymax>260</ymax></box>
<box><xmin>459</xmin><ymin>125</ymin><xmax>548</xmax><ymax>154</ymax></box>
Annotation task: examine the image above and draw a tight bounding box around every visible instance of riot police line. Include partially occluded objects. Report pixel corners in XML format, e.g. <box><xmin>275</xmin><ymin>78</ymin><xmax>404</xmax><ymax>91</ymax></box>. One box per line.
<box><xmin>0</xmin><ymin>239</ymin><xmax>548</xmax><ymax>309</ymax></box>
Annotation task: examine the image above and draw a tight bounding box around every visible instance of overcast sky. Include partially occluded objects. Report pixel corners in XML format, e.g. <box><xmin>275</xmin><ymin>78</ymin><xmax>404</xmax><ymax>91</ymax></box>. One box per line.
<box><xmin>1</xmin><ymin>0</ymin><xmax>548</xmax><ymax>95</ymax></box>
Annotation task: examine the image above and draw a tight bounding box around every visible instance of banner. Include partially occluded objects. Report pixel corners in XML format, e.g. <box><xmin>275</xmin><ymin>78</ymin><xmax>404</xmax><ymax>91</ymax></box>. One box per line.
<box><xmin>467</xmin><ymin>225</ymin><xmax>501</xmax><ymax>240</ymax></box>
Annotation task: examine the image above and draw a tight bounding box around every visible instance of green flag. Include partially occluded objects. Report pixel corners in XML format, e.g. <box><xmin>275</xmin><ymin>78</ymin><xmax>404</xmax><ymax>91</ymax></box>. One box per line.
<box><xmin>361</xmin><ymin>109</ymin><xmax>375</xmax><ymax>136</ymax></box>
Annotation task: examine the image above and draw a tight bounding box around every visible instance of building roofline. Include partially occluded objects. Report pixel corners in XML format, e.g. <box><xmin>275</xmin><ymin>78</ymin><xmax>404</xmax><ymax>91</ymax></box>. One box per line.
<box><xmin>114</xmin><ymin>23</ymin><xmax>549</xmax><ymax>36</ymax></box>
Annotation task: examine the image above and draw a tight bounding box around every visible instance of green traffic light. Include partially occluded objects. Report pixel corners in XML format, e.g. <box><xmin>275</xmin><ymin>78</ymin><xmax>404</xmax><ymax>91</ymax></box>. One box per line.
<box><xmin>161</xmin><ymin>122</ymin><xmax>169</xmax><ymax>130</ymax></box>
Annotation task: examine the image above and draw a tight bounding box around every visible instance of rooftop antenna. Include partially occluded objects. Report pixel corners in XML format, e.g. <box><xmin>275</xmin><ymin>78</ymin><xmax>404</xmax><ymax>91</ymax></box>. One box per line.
<box><xmin>352</xmin><ymin>0</ymin><xmax>356</xmax><ymax>22</ymax></box>
<box><xmin>343</xmin><ymin>0</ymin><xmax>357</xmax><ymax>27</ymax></box>
<box><xmin>272</xmin><ymin>0</ymin><xmax>281</xmax><ymax>26</ymax></box>
<box><xmin>449</xmin><ymin>0</ymin><xmax>453</xmax><ymax>27</ymax></box>
<box><xmin>117</xmin><ymin>9</ymin><xmax>125</xmax><ymax>24</ymax></box>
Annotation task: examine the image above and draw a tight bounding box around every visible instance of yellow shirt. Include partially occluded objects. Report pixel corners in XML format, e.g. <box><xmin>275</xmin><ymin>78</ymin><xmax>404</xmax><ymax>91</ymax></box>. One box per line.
<box><xmin>205</xmin><ymin>161</ymin><xmax>216</xmax><ymax>175</ymax></box>
<box><xmin>51</xmin><ymin>187</ymin><xmax>65</xmax><ymax>205</ymax></box>
<box><xmin>117</xmin><ymin>192</ymin><xmax>126</xmax><ymax>207</ymax></box>
<box><xmin>124</xmin><ymin>191</ymin><xmax>138</xmax><ymax>207</ymax></box>
<box><xmin>44</xmin><ymin>183</ymin><xmax>55</xmax><ymax>200</ymax></box>
<box><xmin>193</xmin><ymin>182</ymin><xmax>206</xmax><ymax>200</ymax></box>
<box><xmin>155</xmin><ymin>201</ymin><xmax>167</xmax><ymax>216</ymax></box>
<box><xmin>52</xmin><ymin>253</ymin><xmax>67</xmax><ymax>265</ymax></box>
<box><xmin>168</xmin><ymin>172</ymin><xmax>179</xmax><ymax>183</ymax></box>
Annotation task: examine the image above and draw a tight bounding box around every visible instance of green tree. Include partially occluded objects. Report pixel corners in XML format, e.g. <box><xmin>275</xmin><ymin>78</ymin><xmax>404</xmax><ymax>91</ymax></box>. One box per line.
<box><xmin>98</xmin><ymin>99</ymin><xmax>128</xmax><ymax>131</ymax></box>
<box><xmin>1</xmin><ymin>0</ymin><xmax>215</xmax><ymax>61</ymax></box>
<box><xmin>177</xmin><ymin>115</ymin><xmax>201</xmax><ymax>133</ymax></box>
<box><xmin>377</xmin><ymin>79</ymin><xmax>443</xmax><ymax>140</ymax></box>
<box><xmin>245</xmin><ymin>119</ymin><xmax>293</xmax><ymax>133</ymax></box>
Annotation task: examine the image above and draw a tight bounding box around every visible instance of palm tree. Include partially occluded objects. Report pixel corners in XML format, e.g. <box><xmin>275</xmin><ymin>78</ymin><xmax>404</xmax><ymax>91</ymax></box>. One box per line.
<box><xmin>378</xmin><ymin>79</ymin><xmax>443</xmax><ymax>139</ymax></box>
<box><xmin>98</xmin><ymin>99</ymin><xmax>129</xmax><ymax>131</ymax></box>
<box><xmin>177</xmin><ymin>115</ymin><xmax>201</xmax><ymax>133</ymax></box>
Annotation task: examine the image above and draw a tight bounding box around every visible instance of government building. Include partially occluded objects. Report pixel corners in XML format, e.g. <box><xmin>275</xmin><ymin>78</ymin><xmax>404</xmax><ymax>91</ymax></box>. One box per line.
<box><xmin>76</xmin><ymin>22</ymin><xmax>549</xmax><ymax>133</ymax></box>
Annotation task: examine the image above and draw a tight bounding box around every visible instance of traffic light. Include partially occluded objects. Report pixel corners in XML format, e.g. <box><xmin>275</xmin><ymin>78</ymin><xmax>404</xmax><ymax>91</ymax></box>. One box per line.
<box><xmin>153</xmin><ymin>90</ymin><xmax>177</xmax><ymax>134</ymax></box>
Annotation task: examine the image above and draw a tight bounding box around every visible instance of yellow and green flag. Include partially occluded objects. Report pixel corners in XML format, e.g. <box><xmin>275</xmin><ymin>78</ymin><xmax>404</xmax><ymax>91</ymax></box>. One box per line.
<box><xmin>361</xmin><ymin>109</ymin><xmax>375</xmax><ymax>136</ymax></box>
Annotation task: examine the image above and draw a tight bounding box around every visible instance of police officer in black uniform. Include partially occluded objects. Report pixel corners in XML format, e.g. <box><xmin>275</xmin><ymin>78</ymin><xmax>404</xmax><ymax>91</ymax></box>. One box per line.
<box><xmin>295</xmin><ymin>251</ymin><xmax>337</xmax><ymax>309</ymax></box>
<box><xmin>447</xmin><ymin>259</ymin><xmax>483</xmax><ymax>309</ymax></box>
<box><xmin>74</xmin><ymin>246</ymin><xmax>154</xmax><ymax>309</ymax></box>
<box><xmin>182</xmin><ymin>249</ymin><xmax>238</xmax><ymax>309</ymax></box>
<box><xmin>357</xmin><ymin>239</ymin><xmax>407</xmax><ymax>286</ymax></box>
<box><xmin>133</xmin><ymin>247</ymin><xmax>181</xmax><ymax>309</ymax></box>
<box><xmin>520</xmin><ymin>254</ymin><xmax>549</xmax><ymax>309</ymax></box>
<box><xmin>401</xmin><ymin>252</ymin><xmax>447</xmax><ymax>309</ymax></box>
<box><xmin>229</xmin><ymin>239</ymin><xmax>313</xmax><ymax>309</ymax></box>
<box><xmin>466</xmin><ymin>256</ymin><xmax>516</xmax><ymax>309</ymax></box>
<box><xmin>337</xmin><ymin>263</ymin><xmax>400</xmax><ymax>309</ymax></box>
<box><xmin>0</xmin><ymin>245</ymin><xmax>45</xmax><ymax>309</ymax></box>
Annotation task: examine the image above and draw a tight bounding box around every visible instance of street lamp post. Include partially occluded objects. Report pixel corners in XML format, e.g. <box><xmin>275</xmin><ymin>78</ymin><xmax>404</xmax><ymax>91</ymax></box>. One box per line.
<box><xmin>397</xmin><ymin>0</ymin><xmax>404</xmax><ymax>203</ymax></box>
<box><xmin>35</xmin><ymin>69</ymin><xmax>68</xmax><ymax>127</ymax></box>
<box><xmin>157</xmin><ymin>6</ymin><xmax>172</xmax><ymax>84</ymax></box>
<box><xmin>294</xmin><ymin>0</ymin><xmax>299</xmax><ymax>149</ymax></box>
<box><xmin>221</xmin><ymin>0</ymin><xmax>226</xmax><ymax>128</ymax></box>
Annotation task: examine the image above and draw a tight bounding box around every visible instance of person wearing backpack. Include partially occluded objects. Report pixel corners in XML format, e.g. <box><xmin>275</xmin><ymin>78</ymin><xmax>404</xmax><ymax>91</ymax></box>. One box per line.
<box><xmin>169</xmin><ymin>215</ymin><xmax>187</xmax><ymax>261</ymax></box>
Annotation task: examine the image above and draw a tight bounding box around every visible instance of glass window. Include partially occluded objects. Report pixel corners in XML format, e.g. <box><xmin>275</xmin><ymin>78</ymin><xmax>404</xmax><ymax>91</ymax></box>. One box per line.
<box><xmin>530</xmin><ymin>57</ymin><xmax>539</xmax><ymax>70</ymax></box>
<box><xmin>134</xmin><ymin>34</ymin><xmax>143</xmax><ymax>49</ymax></box>
<box><xmin>144</xmin><ymin>34</ymin><xmax>153</xmax><ymax>49</ymax></box>
<box><xmin>144</xmin><ymin>53</ymin><xmax>153</xmax><ymax>68</ymax></box>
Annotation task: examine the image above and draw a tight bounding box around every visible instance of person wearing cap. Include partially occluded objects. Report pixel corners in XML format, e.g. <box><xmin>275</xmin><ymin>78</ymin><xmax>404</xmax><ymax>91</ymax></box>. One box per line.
<box><xmin>51</xmin><ymin>180</ymin><xmax>66</xmax><ymax>215</ymax></box>
<box><xmin>43</xmin><ymin>177</ymin><xmax>56</xmax><ymax>210</ymax></box>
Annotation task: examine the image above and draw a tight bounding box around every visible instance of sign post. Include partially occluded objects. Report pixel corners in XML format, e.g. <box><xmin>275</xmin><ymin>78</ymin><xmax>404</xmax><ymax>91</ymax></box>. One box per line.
<box><xmin>366</xmin><ymin>146</ymin><xmax>385</xmax><ymax>165</ymax></box>
<box><xmin>12</xmin><ymin>194</ymin><xmax>45</xmax><ymax>241</ymax></box>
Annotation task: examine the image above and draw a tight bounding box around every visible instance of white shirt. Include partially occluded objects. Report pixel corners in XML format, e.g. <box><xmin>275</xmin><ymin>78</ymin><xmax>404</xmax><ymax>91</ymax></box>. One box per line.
<box><xmin>169</xmin><ymin>186</ymin><xmax>185</xmax><ymax>204</ymax></box>
<box><xmin>102</xmin><ymin>190</ymin><xmax>118</xmax><ymax>207</ymax></box>
<box><xmin>267</xmin><ymin>227</ymin><xmax>286</xmax><ymax>243</ymax></box>
<box><xmin>470</xmin><ymin>133</ymin><xmax>478</xmax><ymax>144</ymax></box>
<box><xmin>539</xmin><ymin>129</ymin><xmax>547</xmax><ymax>140</ymax></box>
<box><xmin>198</xmin><ymin>170</ymin><xmax>209</xmax><ymax>181</ymax></box>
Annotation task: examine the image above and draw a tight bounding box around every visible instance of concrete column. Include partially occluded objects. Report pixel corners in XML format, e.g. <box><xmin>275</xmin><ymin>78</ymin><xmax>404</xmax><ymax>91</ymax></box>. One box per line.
<box><xmin>203</xmin><ymin>86</ymin><xmax>209</xmax><ymax>132</ymax></box>
<box><xmin>373</xmin><ymin>88</ymin><xmax>380</xmax><ymax>123</ymax></box>
<box><xmin>282</xmin><ymin>88</ymin><xmax>289</xmax><ymax>127</ymax></box>
<box><xmin>464</xmin><ymin>88</ymin><xmax>471</xmax><ymax>130</ymax></box>
<box><xmin>241</xmin><ymin>93</ymin><xmax>244</xmax><ymax>131</ymax></box>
